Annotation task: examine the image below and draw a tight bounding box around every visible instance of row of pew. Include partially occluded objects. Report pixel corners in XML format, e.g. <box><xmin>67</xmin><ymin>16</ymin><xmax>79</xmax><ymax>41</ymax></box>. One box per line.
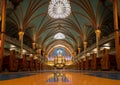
<box><xmin>2</xmin><ymin>50</ymin><xmax>43</xmax><ymax>72</ymax></box>
<box><xmin>77</xmin><ymin>48</ymin><xmax>117</xmax><ymax>71</ymax></box>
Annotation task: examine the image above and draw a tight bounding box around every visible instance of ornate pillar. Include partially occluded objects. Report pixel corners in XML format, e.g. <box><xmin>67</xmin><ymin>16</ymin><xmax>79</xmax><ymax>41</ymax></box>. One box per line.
<box><xmin>37</xmin><ymin>48</ymin><xmax>41</xmax><ymax>56</ymax></box>
<box><xmin>83</xmin><ymin>41</ymin><xmax>87</xmax><ymax>56</ymax></box>
<box><xmin>32</xmin><ymin>42</ymin><xmax>36</xmax><ymax>49</ymax></box>
<box><xmin>101</xmin><ymin>48</ymin><xmax>110</xmax><ymax>70</ymax></box>
<box><xmin>18</xmin><ymin>31</ymin><xmax>24</xmax><ymax>58</ymax></box>
<box><xmin>78</xmin><ymin>47</ymin><xmax>81</xmax><ymax>54</ymax></box>
<box><xmin>0</xmin><ymin>0</ymin><xmax>6</xmax><ymax>71</ymax></box>
<box><xmin>95</xmin><ymin>29</ymin><xmax>101</xmax><ymax>58</ymax></box>
<box><xmin>113</xmin><ymin>0</ymin><xmax>120</xmax><ymax>70</ymax></box>
<box><xmin>74</xmin><ymin>51</ymin><xmax>76</xmax><ymax>57</ymax></box>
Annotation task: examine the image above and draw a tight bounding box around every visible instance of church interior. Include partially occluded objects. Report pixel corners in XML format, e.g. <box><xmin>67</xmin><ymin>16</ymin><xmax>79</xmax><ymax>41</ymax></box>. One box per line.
<box><xmin>0</xmin><ymin>0</ymin><xmax>120</xmax><ymax>85</ymax></box>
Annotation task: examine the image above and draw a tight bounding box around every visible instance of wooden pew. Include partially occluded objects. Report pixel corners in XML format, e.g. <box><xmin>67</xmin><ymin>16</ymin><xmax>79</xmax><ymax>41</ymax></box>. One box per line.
<box><xmin>85</xmin><ymin>56</ymin><xmax>89</xmax><ymax>70</ymax></box>
<box><xmin>34</xmin><ymin>59</ymin><xmax>40</xmax><ymax>71</ymax></box>
<box><xmin>80</xmin><ymin>59</ymin><xmax>85</xmax><ymax>70</ymax></box>
<box><xmin>18</xmin><ymin>54</ymin><xmax>28</xmax><ymax>71</ymax></box>
<box><xmin>88</xmin><ymin>59</ymin><xmax>92</xmax><ymax>70</ymax></box>
<box><xmin>3</xmin><ymin>50</ymin><xmax>18</xmax><ymax>72</ymax></box>
<box><xmin>96</xmin><ymin>57</ymin><xmax>101</xmax><ymax>70</ymax></box>
<box><xmin>109</xmin><ymin>55</ymin><xmax>117</xmax><ymax>70</ymax></box>
<box><xmin>101</xmin><ymin>48</ymin><xmax>110</xmax><ymax>70</ymax></box>
<box><xmin>91</xmin><ymin>53</ymin><xmax>97</xmax><ymax>70</ymax></box>
<box><xmin>91</xmin><ymin>53</ymin><xmax>101</xmax><ymax>70</ymax></box>
<box><xmin>29</xmin><ymin>57</ymin><xmax>34</xmax><ymax>71</ymax></box>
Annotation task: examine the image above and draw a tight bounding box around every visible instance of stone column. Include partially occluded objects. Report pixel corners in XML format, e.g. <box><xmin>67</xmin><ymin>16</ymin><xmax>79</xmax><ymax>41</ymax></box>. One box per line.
<box><xmin>83</xmin><ymin>41</ymin><xmax>87</xmax><ymax>56</ymax></box>
<box><xmin>32</xmin><ymin>42</ymin><xmax>36</xmax><ymax>49</ymax></box>
<box><xmin>78</xmin><ymin>47</ymin><xmax>81</xmax><ymax>54</ymax></box>
<box><xmin>95</xmin><ymin>30</ymin><xmax>101</xmax><ymax>58</ymax></box>
<box><xmin>18</xmin><ymin>31</ymin><xmax>24</xmax><ymax>58</ymax></box>
<box><xmin>0</xmin><ymin>0</ymin><xmax>6</xmax><ymax>71</ymax></box>
<box><xmin>113</xmin><ymin>0</ymin><xmax>120</xmax><ymax>70</ymax></box>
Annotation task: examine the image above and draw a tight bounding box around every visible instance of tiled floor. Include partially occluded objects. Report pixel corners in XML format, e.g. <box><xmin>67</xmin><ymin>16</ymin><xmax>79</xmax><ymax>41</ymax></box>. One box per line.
<box><xmin>0</xmin><ymin>71</ymin><xmax>120</xmax><ymax>85</ymax></box>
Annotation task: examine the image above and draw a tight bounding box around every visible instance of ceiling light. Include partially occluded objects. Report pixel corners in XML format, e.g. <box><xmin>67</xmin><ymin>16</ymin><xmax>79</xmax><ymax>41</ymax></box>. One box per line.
<box><xmin>103</xmin><ymin>43</ymin><xmax>110</xmax><ymax>47</ymax></box>
<box><xmin>48</xmin><ymin>0</ymin><xmax>71</xmax><ymax>19</ymax></box>
<box><xmin>54</xmin><ymin>32</ymin><xmax>65</xmax><ymax>39</ymax></box>
<box><xmin>100</xmin><ymin>43</ymin><xmax>111</xmax><ymax>50</ymax></box>
<box><xmin>10</xmin><ymin>44</ymin><xmax>16</xmax><ymax>51</ymax></box>
<box><xmin>87</xmin><ymin>53</ymin><xmax>90</xmax><ymax>56</ymax></box>
<box><xmin>92</xmin><ymin>48</ymin><xmax>97</xmax><ymax>53</ymax></box>
<box><xmin>10</xmin><ymin>44</ymin><xmax>16</xmax><ymax>48</ymax></box>
<box><xmin>22</xmin><ymin>49</ymin><xmax>27</xmax><ymax>54</ymax></box>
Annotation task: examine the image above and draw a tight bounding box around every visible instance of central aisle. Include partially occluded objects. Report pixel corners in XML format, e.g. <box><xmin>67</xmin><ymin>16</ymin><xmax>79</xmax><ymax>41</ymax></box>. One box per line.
<box><xmin>0</xmin><ymin>71</ymin><xmax>120</xmax><ymax>85</ymax></box>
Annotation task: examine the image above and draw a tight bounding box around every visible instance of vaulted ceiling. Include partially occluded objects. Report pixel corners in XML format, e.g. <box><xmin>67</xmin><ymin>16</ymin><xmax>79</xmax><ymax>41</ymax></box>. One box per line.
<box><xmin>1</xmin><ymin>0</ymin><xmax>120</xmax><ymax>57</ymax></box>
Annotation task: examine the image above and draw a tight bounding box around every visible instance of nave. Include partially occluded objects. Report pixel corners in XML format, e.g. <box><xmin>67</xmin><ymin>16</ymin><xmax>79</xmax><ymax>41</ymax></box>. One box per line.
<box><xmin>0</xmin><ymin>0</ymin><xmax>120</xmax><ymax>85</ymax></box>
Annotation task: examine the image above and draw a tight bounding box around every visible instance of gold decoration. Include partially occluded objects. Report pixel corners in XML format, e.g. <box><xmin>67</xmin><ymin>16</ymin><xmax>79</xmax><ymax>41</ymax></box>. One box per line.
<box><xmin>18</xmin><ymin>31</ymin><xmax>24</xmax><ymax>41</ymax></box>
<box><xmin>78</xmin><ymin>47</ymin><xmax>81</xmax><ymax>54</ymax></box>
<box><xmin>38</xmin><ymin>48</ymin><xmax>41</xmax><ymax>54</ymax></box>
<box><xmin>18</xmin><ymin>31</ymin><xmax>24</xmax><ymax>58</ymax></box>
<box><xmin>95</xmin><ymin>29</ymin><xmax>101</xmax><ymax>57</ymax></box>
<box><xmin>32</xmin><ymin>42</ymin><xmax>36</xmax><ymax>49</ymax></box>
<box><xmin>83</xmin><ymin>41</ymin><xmax>87</xmax><ymax>49</ymax></box>
<box><xmin>74</xmin><ymin>52</ymin><xmax>76</xmax><ymax>56</ymax></box>
<box><xmin>95</xmin><ymin>29</ymin><xmax>101</xmax><ymax>40</ymax></box>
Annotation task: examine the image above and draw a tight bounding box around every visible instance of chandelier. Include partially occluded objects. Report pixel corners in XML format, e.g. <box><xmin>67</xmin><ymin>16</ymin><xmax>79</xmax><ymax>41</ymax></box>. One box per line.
<box><xmin>48</xmin><ymin>0</ymin><xmax>71</xmax><ymax>19</ymax></box>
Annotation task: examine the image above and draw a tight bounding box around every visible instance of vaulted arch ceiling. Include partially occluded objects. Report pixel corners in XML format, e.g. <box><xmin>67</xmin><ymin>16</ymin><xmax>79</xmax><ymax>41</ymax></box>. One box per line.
<box><xmin>4</xmin><ymin>0</ymin><xmax>116</xmax><ymax>57</ymax></box>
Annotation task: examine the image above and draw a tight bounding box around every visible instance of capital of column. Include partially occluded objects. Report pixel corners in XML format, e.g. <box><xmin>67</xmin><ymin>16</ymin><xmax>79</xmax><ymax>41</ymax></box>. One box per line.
<box><xmin>83</xmin><ymin>41</ymin><xmax>87</xmax><ymax>49</ymax></box>
<box><xmin>95</xmin><ymin>29</ymin><xmax>101</xmax><ymax>39</ymax></box>
<box><xmin>32</xmin><ymin>42</ymin><xmax>36</xmax><ymax>49</ymax></box>
<box><xmin>18</xmin><ymin>31</ymin><xmax>24</xmax><ymax>40</ymax></box>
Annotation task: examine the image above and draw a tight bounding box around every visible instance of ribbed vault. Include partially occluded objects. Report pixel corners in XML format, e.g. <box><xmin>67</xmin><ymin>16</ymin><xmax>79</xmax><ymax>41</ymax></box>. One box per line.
<box><xmin>1</xmin><ymin>0</ymin><xmax>118</xmax><ymax>59</ymax></box>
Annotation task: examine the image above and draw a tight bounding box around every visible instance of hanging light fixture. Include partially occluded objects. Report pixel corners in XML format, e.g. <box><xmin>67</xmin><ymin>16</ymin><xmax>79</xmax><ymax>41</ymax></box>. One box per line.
<box><xmin>48</xmin><ymin>0</ymin><xmax>71</xmax><ymax>19</ymax></box>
